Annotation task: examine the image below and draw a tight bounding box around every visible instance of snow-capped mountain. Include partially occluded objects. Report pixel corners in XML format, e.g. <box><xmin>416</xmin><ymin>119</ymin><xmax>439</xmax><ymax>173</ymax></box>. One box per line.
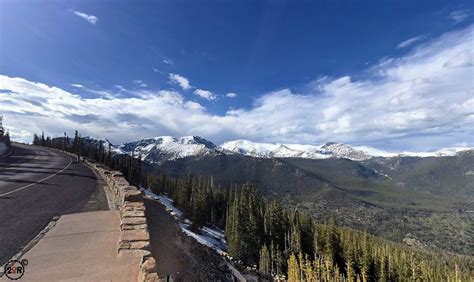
<box><xmin>113</xmin><ymin>136</ymin><xmax>219</xmax><ymax>164</ymax></box>
<box><xmin>220</xmin><ymin>139</ymin><xmax>333</xmax><ymax>159</ymax></box>
<box><xmin>220</xmin><ymin>140</ymin><xmax>473</xmax><ymax>161</ymax></box>
<box><xmin>220</xmin><ymin>140</ymin><xmax>372</xmax><ymax>161</ymax></box>
<box><xmin>111</xmin><ymin>136</ymin><xmax>473</xmax><ymax>163</ymax></box>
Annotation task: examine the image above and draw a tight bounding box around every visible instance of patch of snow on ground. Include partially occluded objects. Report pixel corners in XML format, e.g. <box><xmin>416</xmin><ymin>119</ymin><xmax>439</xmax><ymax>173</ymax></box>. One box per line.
<box><xmin>141</xmin><ymin>188</ymin><xmax>183</xmax><ymax>217</ymax></box>
<box><xmin>140</xmin><ymin>188</ymin><xmax>227</xmax><ymax>254</ymax></box>
<box><xmin>179</xmin><ymin>222</ymin><xmax>227</xmax><ymax>255</ymax></box>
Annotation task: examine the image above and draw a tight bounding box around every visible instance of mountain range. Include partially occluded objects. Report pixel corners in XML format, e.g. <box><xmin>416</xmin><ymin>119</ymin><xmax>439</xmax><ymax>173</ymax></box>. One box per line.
<box><xmin>109</xmin><ymin>135</ymin><xmax>473</xmax><ymax>164</ymax></box>
<box><xmin>104</xmin><ymin>135</ymin><xmax>474</xmax><ymax>255</ymax></box>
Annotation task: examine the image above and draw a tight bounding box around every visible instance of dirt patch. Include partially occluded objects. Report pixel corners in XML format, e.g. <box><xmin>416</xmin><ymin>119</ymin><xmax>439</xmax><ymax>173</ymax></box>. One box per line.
<box><xmin>144</xmin><ymin>198</ymin><xmax>231</xmax><ymax>281</ymax></box>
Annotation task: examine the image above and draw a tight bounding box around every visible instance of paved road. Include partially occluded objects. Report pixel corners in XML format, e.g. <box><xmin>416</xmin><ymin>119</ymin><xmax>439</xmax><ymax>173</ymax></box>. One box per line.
<box><xmin>0</xmin><ymin>143</ymin><xmax>99</xmax><ymax>265</ymax></box>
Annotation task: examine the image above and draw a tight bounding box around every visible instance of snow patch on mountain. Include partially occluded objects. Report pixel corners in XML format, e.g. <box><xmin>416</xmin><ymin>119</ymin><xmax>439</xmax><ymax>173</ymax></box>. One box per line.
<box><xmin>395</xmin><ymin>147</ymin><xmax>474</xmax><ymax>157</ymax></box>
<box><xmin>220</xmin><ymin>140</ymin><xmax>369</xmax><ymax>160</ymax></box>
<box><xmin>218</xmin><ymin>139</ymin><xmax>329</xmax><ymax>158</ymax></box>
<box><xmin>141</xmin><ymin>188</ymin><xmax>227</xmax><ymax>255</ymax></box>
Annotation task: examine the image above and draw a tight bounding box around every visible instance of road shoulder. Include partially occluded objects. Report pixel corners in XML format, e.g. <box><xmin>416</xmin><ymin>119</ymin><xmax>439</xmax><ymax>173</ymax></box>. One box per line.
<box><xmin>21</xmin><ymin>210</ymin><xmax>141</xmax><ymax>281</ymax></box>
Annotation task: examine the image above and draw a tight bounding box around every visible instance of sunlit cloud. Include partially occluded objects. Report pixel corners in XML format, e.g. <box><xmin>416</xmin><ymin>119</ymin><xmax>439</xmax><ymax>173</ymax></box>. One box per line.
<box><xmin>72</xmin><ymin>10</ymin><xmax>98</xmax><ymax>25</ymax></box>
<box><xmin>169</xmin><ymin>73</ymin><xmax>192</xmax><ymax>90</ymax></box>
<box><xmin>1</xmin><ymin>26</ymin><xmax>472</xmax><ymax>151</ymax></box>
<box><xmin>194</xmin><ymin>89</ymin><xmax>217</xmax><ymax>101</ymax></box>
<box><xmin>449</xmin><ymin>9</ymin><xmax>471</xmax><ymax>25</ymax></box>
<box><xmin>397</xmin><ymin>35</ymin><xmax>426</xmax><ymax>49</ymax></box>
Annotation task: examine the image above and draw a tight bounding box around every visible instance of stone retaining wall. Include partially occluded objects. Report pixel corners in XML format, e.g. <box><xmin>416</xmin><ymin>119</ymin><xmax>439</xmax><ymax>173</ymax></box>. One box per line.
<box><xmin>85</xmin><ymin>160</ymin><xmax>159</xmax><ymax>282</ymax></box>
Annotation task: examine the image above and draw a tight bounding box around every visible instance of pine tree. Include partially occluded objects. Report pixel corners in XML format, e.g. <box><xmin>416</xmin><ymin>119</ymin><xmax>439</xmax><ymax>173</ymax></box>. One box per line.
<box><xmin>4</xmin><ymin>131</ymin><xmax>11</xmax><ymax>147</ymax></box>
<box><xmin>305</xmin><ymin>254</ymin><xmax>315</xmax><ymax>281</ymax></box>
<box><xmin>73</xmin><ymin>130</ymin><xmax>79</xmax><ymax>159</ymax></box>
<box><xmin>41</xmin><ymin>131</ymin><xmax>45</xmax><ymax>146</ymax></box>
<box><xmin>259</xmin><ymin>244</ymin><xmax>271</xmax><ymax>275</ymax></box>
<box><xmin>288</xmin><ymin>253</ymin><xmax>300</xmax><ymax>282</ymax></box>
<box><xmin>33</xmin><ymin>133</ymin><xmax>40</xmax><ymax>145</ymax></box>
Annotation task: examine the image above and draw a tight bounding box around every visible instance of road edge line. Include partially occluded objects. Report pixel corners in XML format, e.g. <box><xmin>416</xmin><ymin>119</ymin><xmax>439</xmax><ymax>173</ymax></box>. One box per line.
<box><xmin>0</xmin><ymin>156</ymin><xmax>72</xmax><ymax>197</ymax></box>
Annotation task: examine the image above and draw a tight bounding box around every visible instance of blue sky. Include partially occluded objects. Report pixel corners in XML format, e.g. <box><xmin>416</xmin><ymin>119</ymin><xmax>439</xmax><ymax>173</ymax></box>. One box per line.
<box><xmin>0</xmin><ymin>1</ymin><xmax>473</xmax><ymax>151</ymax></box>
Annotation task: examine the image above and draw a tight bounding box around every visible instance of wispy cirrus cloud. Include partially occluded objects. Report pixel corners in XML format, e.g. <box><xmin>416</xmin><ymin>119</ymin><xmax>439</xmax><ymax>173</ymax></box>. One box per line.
<box><xmin>397</xmin><ymin>35</ymin><xmax>426</xmax><ymax>49</ymax></box>
<box><xmin>449</xmin><ymin>9</ymin><xmax>471</xmax><ymax>25</ymax></box>
<box><xmin>168</xmin><ymin>73</ymin><xmax>192</xmax><ymax>90</ymax></box>
<box><xmin>162</xmin><ymin>57</ymin><xmax>174</xmax><ymax>65</ymax></box>
<box><xmin>114</xmin><ymin>85</ymin><xmax>126</xmax><ymax>92</ymax></box>
<box><xmin>71</xmin><ymin>83</ymin><xmax>84</xmax><ymax>88</ymax></box>
<box><xmin>226</xmin><ymin>92</ymin><xmax>238</xmax><ymax>98</ymax></box>
<box><xmin>72</xmin><ymin>10</ymin><xmax>98</xmax><ymax>25</ymax></box>
<box><xmin>133</xmin><ymin>80</ymin><xmax>148</xmax><ymax>88</ymax></box>
<box><xmin>1</xmin><ymin>26</ymin><xmax>473</xmax><ymax>151</ymax></box>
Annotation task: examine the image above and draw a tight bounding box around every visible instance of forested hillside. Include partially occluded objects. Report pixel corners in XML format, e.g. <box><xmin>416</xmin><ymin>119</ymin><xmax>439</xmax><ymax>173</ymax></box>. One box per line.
<box><xmin>150</xmin><ymin>153</ymin><xmax>474</xmax><ymax>256</ymax></box>
<box><xmin>144</xmin><ymin>173</ymin><xmax>473</xmax><ymax>281</ymax></box>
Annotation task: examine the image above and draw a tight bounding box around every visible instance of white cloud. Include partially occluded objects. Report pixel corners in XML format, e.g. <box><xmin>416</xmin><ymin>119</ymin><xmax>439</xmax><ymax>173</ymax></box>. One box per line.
<box><xmin>226</xmin><ymin>92</ymin><xmax>238</xmax><ymax>98</ymax></box>
<box><xmin>162</xmin><ymin>58</ymin><xmax>174</xmax><ymax>65</ymax></box>
<box><xmin>449</xmin><ymin>10</ymin><xmax>471</xmax><ymax>25</ymax></box>
<box><xmin>73</xmin><ymin>10</ymin><xmax>98</xmax><ymax>25</ymax></box>
<box><xmin>0</xmin><ymin>76</ymin><xmax>208</xmax><ymax>143</ymax></box>
<box><xmin>169</xmin><ymin>73</ymin><xmax>192</xmax><ymax>90</ymax></box>
<box><xmin>114</xmin><ymin>85</ymin><xmax>126</xmax><ymax>92</ymax></box>
<box><xmin>133</xmin><ymin>80</ymin><xmax>148</xmax><ymax>88</ymax></box>
<box><xmin>397</xmin><ymin>35</ymin><xmax>426</xmax><ymax>49</ymax></box>
<box><xmin>71</xmin><ymin>83</ymin><xmax>84</xmax><ymax>88</ymax></box>
<box><xmin>194</xmin><ymin>89</ymin><xmax>217</xmax><ymax>101</ymax></box>
<box><xmin>1</xmin><ymin>25</ymin><xmax>473</xmax><ymax>151</ymax></box>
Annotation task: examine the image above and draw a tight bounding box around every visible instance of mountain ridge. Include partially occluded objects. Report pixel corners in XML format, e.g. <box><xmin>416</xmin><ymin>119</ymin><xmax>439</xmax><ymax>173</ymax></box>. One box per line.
<box><xmin>110</xmin><ymin>135</ymin><xmax>474</xmax><ymax>163</ymax></box>
<box><xmin>111</xmin><ymin>135</ymin><xmax>219</xmax><ymax>164</ymax></box>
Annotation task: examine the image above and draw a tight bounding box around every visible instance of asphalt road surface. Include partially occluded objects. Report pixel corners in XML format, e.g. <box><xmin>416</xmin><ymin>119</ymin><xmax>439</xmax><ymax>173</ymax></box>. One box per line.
<box><xmin>0</xmin><ymin>143</ymin><xmax>100</xmax><ymax>265</ymax></box>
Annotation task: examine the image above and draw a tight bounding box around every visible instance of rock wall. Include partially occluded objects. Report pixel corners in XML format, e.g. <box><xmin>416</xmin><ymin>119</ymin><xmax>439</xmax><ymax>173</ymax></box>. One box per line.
<box><xmin>85</xmin><ymin>160</ymin><xmax>159</xmax><ymax>282</ymax></box>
